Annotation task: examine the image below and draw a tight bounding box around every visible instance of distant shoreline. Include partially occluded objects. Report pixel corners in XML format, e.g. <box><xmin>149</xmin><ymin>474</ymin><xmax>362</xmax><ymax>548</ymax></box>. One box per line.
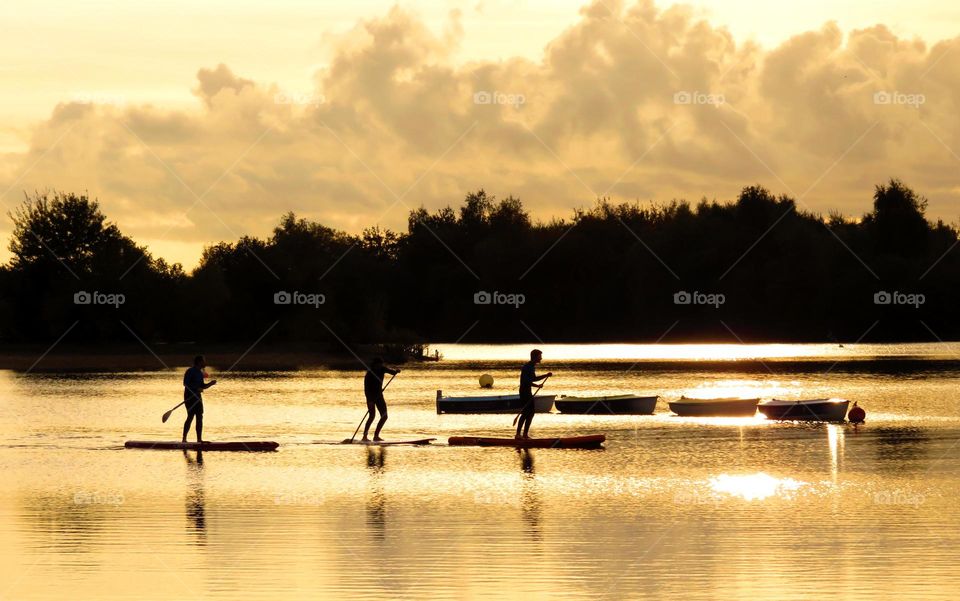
<box><xmin>2</xmin><ymin>341</ymin><xmax>958</xmax><ymax>372</ymax></box>
<box><xmin>0</xmin><ymin>343</ymin><xmax>422</xmax><ymax>372</ymax></box>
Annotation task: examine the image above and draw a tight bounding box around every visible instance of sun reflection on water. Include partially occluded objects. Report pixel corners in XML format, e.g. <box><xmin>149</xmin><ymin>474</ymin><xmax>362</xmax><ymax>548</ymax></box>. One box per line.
<box><xmin>710</xmin><ymin>473</ymin><xmax>804</xmax><ymax>501</ymax></box>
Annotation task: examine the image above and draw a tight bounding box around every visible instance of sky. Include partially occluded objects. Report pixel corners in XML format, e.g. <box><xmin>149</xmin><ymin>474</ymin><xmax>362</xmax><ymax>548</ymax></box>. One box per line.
<box><xmin>1</xmin><ymin>0</ymin><xmax>958</xmax><ymax>268</ymax></box>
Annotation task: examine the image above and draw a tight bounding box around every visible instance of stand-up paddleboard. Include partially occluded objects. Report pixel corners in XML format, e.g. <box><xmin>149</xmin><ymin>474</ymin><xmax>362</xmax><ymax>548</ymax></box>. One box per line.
<box><xmin>125</xmin><ymin>440</ymin><xmax>279</xmax><ymax>452</ymax></box>
<box><xmin>448</xmin><ymin>434</ymin><xmax>605</xmax><ymax>449</ymax></box>
<box><xmin>339</xmin><ymin>438</ymin><xmax>436</xmax><ymax>446</ymax></box>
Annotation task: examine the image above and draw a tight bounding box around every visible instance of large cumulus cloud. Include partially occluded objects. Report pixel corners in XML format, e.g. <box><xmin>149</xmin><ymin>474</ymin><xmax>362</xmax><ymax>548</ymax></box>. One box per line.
<box><xmin>2</xmin><ymin>0</ymin><xmax>958</xmax><ymax>267</ymax></box>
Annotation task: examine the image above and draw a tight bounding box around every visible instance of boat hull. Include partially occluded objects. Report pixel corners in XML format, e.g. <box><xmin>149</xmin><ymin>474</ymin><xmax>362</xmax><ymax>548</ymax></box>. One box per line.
<box><xmin>448</xmin><ymin>434</ymin><xmax>605</xmax><ymax>449</ymax></box>
<box><xmin>125</xmin><ymin>440</ymin><xmax>279</xmax><ymax>452</ymax></box>
<box><xmin>436</xmin><ymin>394</ymin><xmax>555</xmax><ymax>414</ymax></box>
<box><xmin>758</xmin><ymin>399</ymin><xmax>850</xmax><ymax>422</ymax></box>
<box><xmin>668</xmin><ymin>397</ymin><xmax>759</xmax><ymax>417</ymax></box>
<box><xmin>555</xmin><ymin>395</ymin><xmax>657</xmax><ymax>415</ymax></box>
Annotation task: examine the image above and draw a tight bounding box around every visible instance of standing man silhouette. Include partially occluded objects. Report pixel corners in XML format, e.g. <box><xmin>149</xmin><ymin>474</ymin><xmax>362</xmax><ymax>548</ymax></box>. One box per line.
<box><xmin>182</xmin><ymin>355</ymin><xmax>217</xmax><ymax>443</ymax></box>
<box><xmin>516</xmin><ymin>349</ymin><xmax>552</xmax><ymax>439</ymax></box>
<box><xmin>363</xmin><ymin>357</ymin><xmax>399</xmax><ymax>442</ymax></box>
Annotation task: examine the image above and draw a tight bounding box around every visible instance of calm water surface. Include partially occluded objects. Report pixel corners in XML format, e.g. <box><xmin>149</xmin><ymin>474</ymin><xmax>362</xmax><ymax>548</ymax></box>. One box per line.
<box><xmin>2</xmin><ymin>343</ymin><xmax>959</xmax><ymax>600</ymax></box>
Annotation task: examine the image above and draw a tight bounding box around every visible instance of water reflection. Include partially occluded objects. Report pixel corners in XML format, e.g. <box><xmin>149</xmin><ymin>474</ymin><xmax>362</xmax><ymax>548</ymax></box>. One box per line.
<box><xmin>710</xmin><ymin>473</ymin><xmax>804</xmax><ymax>501</ymax></box>
<box><xmin>366</xmin><ymin>447</ymin><xmax>386</xmax><ymax>542</ymax></box>
<box><xmin>518</xmin><ymin>450</ymin><xmax>542</xmax><ymax>541</ymax></box>
<box><xmin>184</xmin><ymin>450</ymin><xmax>206</xmax><ymax>543</ymax></box>
<box><xmin>873</xmin><ymin>427</ymin><xmax>931</xmax><ymax>466</ymax></box>
<box><xmin>827</xmin><ymin>424</ymin><xmax>844</xmax><ymax>484</ymax></box>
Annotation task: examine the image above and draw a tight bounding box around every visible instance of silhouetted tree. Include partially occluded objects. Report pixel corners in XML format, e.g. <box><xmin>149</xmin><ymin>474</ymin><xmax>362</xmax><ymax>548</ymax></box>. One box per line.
<box><xmin>1</xmin><ymin>182</ymin><xmax>958</xmax><ymax>345</ymax></box>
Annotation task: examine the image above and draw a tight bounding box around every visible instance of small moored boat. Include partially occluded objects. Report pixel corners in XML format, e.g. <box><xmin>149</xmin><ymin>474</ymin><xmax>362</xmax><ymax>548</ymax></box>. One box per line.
<box><xmin>668</xmin><ymin>397</ymin><xmax>759</xmax><ymax>417</ymax></box>
<box><xmin>436</xmin><ymin>390</ymin><xmax>555</xmax><ymax>414</ymax></box>
<box><xmin>448</xmin><ymin>434</ymin><xmax>605</xmax><ymax>449</ymax></box>
<box><xmin>758</xmin><ymin>398</ymin><xmax>850</xmax><ymax>422</ymax></box>
<box><xmin>554</xmin><ymin>394</ymin><xmax>658</xmax><ymax>415</ymax></box>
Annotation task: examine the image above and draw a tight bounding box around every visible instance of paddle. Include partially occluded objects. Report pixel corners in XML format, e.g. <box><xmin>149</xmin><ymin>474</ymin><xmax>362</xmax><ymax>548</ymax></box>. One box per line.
<box><xmin>161</xmin><ymin>401</ymin><xmax>186</xmax><ymax>423</ymax></box>
<box><xmin>513</xmin><ymin>374</ymin><xmax>551</xmax><ymax>426</ymax></box>
<box><xmin>162</xmin><ymin>373</ymin><xmax>217</xmax><ymax>422</ymax></box>
<box><xmin>343</xmin><ymin>372</ymin><xmax>397</xmax><ymax>444</ymax></box>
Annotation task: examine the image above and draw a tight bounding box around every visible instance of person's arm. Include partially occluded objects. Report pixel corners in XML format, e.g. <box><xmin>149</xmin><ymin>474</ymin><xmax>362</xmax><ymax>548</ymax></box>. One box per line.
<box><xmin>385</xmin><ymin>367</ymin><xmax>400</xmax><ymax>376</ymax></box>
<box><xmin>533</xmin><ymin>372</ymin><xmax>553</xmax><ymax>384</ymax></box>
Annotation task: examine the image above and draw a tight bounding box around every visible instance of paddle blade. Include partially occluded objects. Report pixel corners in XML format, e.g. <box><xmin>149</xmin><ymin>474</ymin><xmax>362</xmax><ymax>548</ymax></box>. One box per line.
<box><xmin>341</xmin><ymin>439</ymin><xmax>355</xmax><ymax>444</ymax></box>
<box><xmin>161</xmin><ymin>409</ymin><xmax>174</xmax><ymax>423</ymax></box>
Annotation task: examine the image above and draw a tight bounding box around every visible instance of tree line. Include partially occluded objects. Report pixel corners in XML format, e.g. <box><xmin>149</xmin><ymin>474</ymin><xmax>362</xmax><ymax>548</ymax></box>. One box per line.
<box><xmin>1</xmin><ymin>180</ymin><xmax>957</xmax><ymax>347</ymax></box>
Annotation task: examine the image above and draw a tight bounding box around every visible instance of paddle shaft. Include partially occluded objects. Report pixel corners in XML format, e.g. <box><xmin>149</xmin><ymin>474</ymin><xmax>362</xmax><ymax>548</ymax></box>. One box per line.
<box><xmin>513</xmin><ymin>374</ymin><xmax>550</xmax><ymax>426</ymax></box>
<box><xmin>162</xmin><ymin>375</ymin><xmax>217</xmax><ymax>422</ymax></box>
<box><xmin>347</xmin><ymin>372</ymin><xmax>397</xmax><ymax>443</ymax></box>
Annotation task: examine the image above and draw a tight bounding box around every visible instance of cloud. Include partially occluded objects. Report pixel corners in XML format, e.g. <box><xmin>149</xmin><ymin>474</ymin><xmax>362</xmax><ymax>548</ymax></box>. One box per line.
<box><xmin>2</xmin><ymin>0</ymin><xmax>959</xmax><ymax>268</ymax></box>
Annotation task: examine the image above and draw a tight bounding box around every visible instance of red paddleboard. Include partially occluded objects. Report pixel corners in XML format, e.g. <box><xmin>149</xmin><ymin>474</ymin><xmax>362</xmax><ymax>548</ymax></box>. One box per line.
<box><xmin>340</xmin><ymin>438</ymin><xmax>436</xmax><ymax>446</ymax></box>
<box><xmin>448</xmin><ymin>434</ymin><xmax>605</xmax><ymax>449</ymax></box>
<box><xmin>125</xmin><ymin>440</ymin><xmax>278</xmax><ymax>452</ymax></box>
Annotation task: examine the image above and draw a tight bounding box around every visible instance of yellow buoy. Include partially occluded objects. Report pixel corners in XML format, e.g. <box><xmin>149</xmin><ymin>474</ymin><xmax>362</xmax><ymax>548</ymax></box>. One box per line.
<box><xmin>479</xmin><ymin>374</ymin><xmax>494</xmax><ymax>388</ymax></box>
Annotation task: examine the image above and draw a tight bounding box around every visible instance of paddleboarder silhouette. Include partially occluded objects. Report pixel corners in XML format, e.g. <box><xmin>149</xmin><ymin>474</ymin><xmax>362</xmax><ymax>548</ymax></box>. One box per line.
<box><xmin>516</xmin><ymin>349</ymin><xmax>552</xmax><ymax>439</ymax></box>
<box><xmin>363</xmin><ymin>357</ymin><xmax>399</xmax><ymax>442</ymax></box>
<box><xmin>182</xmin><ymin>355</ymin><xmax>217</xmax><ymax>443</ymax></box>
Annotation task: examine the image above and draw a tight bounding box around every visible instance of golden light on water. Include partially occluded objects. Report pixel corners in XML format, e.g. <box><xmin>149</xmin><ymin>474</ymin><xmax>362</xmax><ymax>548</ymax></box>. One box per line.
<box><xmin>710</xmin><ymin>473</ymin><xmax>804</xmax><ymax>501</ymax></box>
<box><xmin>680</xmin><ymin>379</ymin><xmax>792</xmax><ymax>401</ymax></box>
<box><xmin>828</xmin><ymin>424</ymin><xmax>845</xmax><ymax>484</ymax></box>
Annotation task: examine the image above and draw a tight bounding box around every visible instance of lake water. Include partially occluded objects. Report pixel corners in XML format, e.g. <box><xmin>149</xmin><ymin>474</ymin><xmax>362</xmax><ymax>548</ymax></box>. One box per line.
<box><xmin>2</xmin><ymin>343</ymin><xmax>959</xmax><ymax>600</ymax></box>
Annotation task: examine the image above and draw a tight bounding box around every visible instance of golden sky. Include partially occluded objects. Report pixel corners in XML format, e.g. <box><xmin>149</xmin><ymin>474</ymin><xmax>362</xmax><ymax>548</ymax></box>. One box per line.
<box><xmin>1</xmin><ymin>0</ymin><xmax>958</xmax><ymax>268</ymax></box>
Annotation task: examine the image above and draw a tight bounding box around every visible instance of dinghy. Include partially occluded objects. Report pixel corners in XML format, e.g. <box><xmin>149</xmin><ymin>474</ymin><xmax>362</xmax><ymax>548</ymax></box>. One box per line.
<box><xmin>554</xmin><ymin>394</ymin><xmax>657</xmax><ymax>415</ymax></box>
<box><xmin>448</xmin><ymin>434</ymin><xmax>605</xmax><ymax>449</ymax></box>
<box><xmin>668</xmin><ymin>397</ymin><xmax>759</xmax><ymax>417</ymax></box>
<box><xmin>125</xmin><ymin>440</ymin><xmax>279</xmax><ymax>451</ymax></box>
<box><xmin>436</xmin><ymin>390</ymin><xmax>555</xmax><ymax>414</ymax></box>
<box><xmin>758</xmin><ymin>398</ymin><xmax>850</xmax><ymax>422</ymax></box>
